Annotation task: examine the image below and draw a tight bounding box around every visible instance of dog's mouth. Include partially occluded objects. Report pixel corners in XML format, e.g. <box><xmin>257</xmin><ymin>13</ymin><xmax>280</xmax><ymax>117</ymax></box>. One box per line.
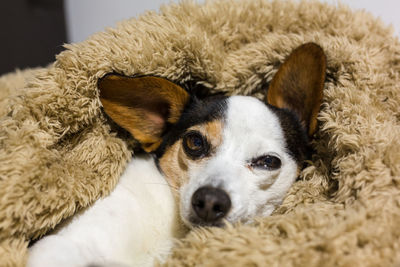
<box><xmin>186</xmin><ymin>215</ymin><xmax>227</xmax><ymax>228</ymax></box>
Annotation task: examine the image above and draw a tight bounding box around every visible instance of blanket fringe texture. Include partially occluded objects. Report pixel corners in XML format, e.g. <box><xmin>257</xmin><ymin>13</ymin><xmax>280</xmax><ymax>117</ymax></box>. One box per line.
<box><xmin>0</xmin><ymin>0</ymin><xmax>399</xmax><ymax>266</ymax></box>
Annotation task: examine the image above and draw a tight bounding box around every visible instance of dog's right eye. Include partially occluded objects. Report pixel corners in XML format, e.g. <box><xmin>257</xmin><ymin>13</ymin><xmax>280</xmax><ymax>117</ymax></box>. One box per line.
<box><xmin>182</xmin><ymin>131</ymin><xmax>209</xmax><ymax>159</ymax></box>
<box><xmin>250</xmin><ymin>155</ymin><xmax>281</xmax><ymax>170</ymax></box>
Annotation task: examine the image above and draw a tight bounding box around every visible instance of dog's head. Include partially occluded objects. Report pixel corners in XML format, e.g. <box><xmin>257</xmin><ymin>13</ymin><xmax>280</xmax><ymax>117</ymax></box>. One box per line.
<box><xmin>98</xmin><ymin>43</ymin><xmax>326</xmax><ymax>227</ymax></box>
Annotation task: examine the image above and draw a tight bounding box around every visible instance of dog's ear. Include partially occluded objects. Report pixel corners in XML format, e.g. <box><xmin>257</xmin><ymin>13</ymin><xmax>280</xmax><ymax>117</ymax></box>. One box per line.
<box><xmin>267</xmin><ymin>43</ymin><xmax>326</xmax><ymax>136</ymax></box>
<box><xmin>98</xmin><ymin>74</ymin><xmax>189</xmax><ymax>152</ymax></box>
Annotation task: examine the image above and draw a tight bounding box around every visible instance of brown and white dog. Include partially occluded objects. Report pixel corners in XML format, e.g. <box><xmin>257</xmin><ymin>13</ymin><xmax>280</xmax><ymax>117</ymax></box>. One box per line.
<box><xmin>28</xmin><ymin>43</ymin><xmax>326</xmax><ymax>267</ymax></box>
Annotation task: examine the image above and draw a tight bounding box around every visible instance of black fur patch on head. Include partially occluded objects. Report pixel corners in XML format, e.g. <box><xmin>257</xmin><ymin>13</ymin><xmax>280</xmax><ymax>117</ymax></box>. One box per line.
<box><xmin>154</xmin><ymin>96</ymin><xmax>228</xmax><ymax>158</ymax></box>
<box><xmin>267</xmin><ymin>104</ymin><xmax>310</xmax><ymax>164</ymax></box>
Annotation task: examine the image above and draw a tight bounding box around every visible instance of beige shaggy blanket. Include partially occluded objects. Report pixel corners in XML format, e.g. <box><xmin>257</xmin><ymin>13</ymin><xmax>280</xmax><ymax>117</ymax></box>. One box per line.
<box><xmin>1</xmin><ymin>0</ymin><xmax>400</xmax><ymax>266</ymax></box>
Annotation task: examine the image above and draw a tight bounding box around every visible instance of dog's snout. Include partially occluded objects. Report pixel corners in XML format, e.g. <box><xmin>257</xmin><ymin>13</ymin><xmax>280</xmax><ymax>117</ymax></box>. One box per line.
<box><xmin>191</xmin><ymin>186</ymin><xmax>231</xmax><ymax>223</ymax></box>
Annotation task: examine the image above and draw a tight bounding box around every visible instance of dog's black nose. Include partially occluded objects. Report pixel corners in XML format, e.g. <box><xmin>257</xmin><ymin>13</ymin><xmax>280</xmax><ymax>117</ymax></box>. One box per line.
<box><xmin>191</xmin><ymin>186</ymin><xmax>231</xmax><ymax>223</ymax></box>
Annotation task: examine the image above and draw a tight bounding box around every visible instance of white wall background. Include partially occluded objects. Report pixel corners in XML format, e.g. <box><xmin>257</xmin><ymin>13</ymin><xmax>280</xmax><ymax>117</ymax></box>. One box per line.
<box><xmin>64</xmin><ymin>0</ymin><xmax>183</xmax><ymax>43</ymax></box>
<box><xmin>65</xmin><ymin>0</ymin><xmax>400</xmax><ymax>43</ymax></box>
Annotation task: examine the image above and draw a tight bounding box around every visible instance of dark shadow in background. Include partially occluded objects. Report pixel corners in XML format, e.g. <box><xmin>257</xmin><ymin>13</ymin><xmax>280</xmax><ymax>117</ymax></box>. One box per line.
<box><xmin>0</xmin><ymin>0</ymin><xmax>67</xmax><ymax>75</ymax></box>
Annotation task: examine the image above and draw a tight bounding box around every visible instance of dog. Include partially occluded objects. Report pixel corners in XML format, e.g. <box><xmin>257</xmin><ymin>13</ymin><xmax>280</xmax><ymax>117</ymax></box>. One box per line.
<box><xmin>27</xmin><ymin>43</ymin><xmax>326</xmax><ymax>267</ymax></box>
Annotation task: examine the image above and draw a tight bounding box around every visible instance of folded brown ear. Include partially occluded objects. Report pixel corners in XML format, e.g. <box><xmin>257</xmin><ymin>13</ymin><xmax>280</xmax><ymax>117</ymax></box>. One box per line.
<box><xmin>98</xmin><ymin>74</ymin><xmax>189</xmax><ymax>152</ymax></box>
<box><xmin>267</xmin><ymin>43</ymin><xmax>326</xmax><ymax>136</ymax></box>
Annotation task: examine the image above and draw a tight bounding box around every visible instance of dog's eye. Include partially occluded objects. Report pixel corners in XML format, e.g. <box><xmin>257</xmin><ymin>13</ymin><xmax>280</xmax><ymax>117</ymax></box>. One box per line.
<box><xmin>183</xmin><ymin>131</ymin><xmax>209</xmax><ymax>159</ymax></box>
<box><xmin>251</xmin><ymin>155</ymin><xmax>281</xmax><ymax>170</ymax></box>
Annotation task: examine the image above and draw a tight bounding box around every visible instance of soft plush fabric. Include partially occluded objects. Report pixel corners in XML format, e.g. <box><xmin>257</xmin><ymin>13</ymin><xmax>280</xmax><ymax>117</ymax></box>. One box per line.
<box><xmin>1</xmin><ymin>0</ymin><xmax>399</xmax><ymax>266</ymax></box>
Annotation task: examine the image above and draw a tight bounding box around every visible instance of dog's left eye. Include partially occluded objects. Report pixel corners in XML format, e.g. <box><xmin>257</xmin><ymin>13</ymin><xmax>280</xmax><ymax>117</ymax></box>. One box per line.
<box><xmin>250</xmin><ymin>155</ymin><xmax>281</xmax><ymax>170</ymax></box>
<box><xmin>182</xmin><ymin>131</ymin><xmax>209</xmax><ymax>159</ymax></box>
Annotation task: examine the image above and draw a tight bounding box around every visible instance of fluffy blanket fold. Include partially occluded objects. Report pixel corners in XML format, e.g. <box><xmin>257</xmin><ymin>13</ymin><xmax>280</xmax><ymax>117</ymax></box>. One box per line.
<box><xmin>0</xmin><ymin>0</ymin><xmax>399</xmax><ymax>266</ymax></box>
